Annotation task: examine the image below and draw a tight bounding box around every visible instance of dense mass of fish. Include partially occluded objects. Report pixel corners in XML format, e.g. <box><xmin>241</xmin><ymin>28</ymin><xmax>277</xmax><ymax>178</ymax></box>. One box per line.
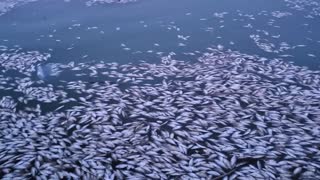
<box><xmin>0</xmin><ymin>47</ymin><xmax>51</xmax><ymax>76</ymax></box>
<box><xmin>1</xmin><ymin>47</ymin><xmax>320</xmax><ymax>179</ymax></box>
<box><xmin>1</xmin><ymin>0</ymin><xmax>320</xmax><ymax>179</ymax></box>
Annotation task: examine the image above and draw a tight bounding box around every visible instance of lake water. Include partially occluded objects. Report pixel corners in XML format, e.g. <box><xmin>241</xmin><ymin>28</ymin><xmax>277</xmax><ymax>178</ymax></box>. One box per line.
<box><xmin>1</xmin><ymin>0</ymin><xmax>320</xmax><ymax>179</ymax></box>
<box><xmin>0</xmin><ymin>0</ymin><xmax>319</xmax><ymax>68</ymax></box>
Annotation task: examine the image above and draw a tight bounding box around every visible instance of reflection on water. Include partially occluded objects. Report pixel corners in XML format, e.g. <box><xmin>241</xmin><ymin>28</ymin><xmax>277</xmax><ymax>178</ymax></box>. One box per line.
<box><xmin>37</xmin><ymin>63</ymin><xmax>62</xmax><ymax>80</ymax></box>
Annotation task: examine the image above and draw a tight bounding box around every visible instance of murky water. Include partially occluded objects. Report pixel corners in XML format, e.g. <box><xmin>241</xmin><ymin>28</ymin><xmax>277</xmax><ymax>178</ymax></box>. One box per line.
<box><xmin>1</xmin><ymin>0</ymin><xmax>319</xmax><ymax>68</ymax></box>
<box><xmin>1</xmin><ymin>0</ymin><xmax>320</xmax><ymax>179</ymax></box>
